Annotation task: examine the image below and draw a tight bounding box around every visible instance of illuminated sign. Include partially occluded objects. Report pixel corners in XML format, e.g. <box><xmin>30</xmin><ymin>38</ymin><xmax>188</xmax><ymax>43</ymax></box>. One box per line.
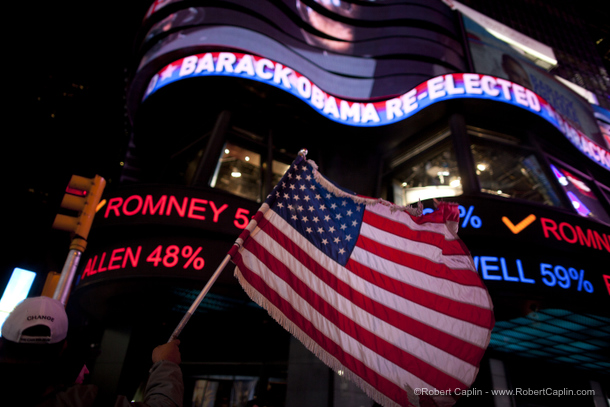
<box><xmin>76</xmin><ymin>236</ymin><xmax>236</xmax><ymax>285</ymax></box>
<box><xmin>143</xmin><ymin>52</ymin><xmax>541</xmax><ymax>126</ymax></box>
<box><xmin>475</xmin><ymin>256</ymin><xmax>595</xmax><ymax>293</ymax></box>
<box><xmin>104</xmin><ymin>194</ymin><xmax>248</xmax><ymax>227</ymax></box>
<box><xmin>82</xmin><ymin>245</ymin><xmax>143</xmax><ymax>278</ymax></box>
<box><xmin>82</xmin><ymin>243</ymin><xmax>205</xmax><ymax>279</ymax></box>
<box><xmin>420</xmin><ymin>196</ymin><xmax>610</xmax><ymax>307</ymax></box>
<box><xmin>401</xmin><ymin>198</ymin><xmax>610</xmax><ymax>307</ymax></box>
<box><xmin>75</xmin><ymin>186</ymin><xmax>260</xmax><ymax>286</ymax></box>
<box><xmin>502</xmin><ymin>214</ymin><xmax>536</xmax><ymax>234</ymax></box>
<box><xmin>472</xmin><ymin>253</ymin><xmax>609</xmax><ymax>307</ymax></box>
<box><xmin>143</xmin><ymin>51</ymin><xmax>610</xmax><ymax>171</ymax></box>
<box><xmin>95</xmin><ymin>186</ymin><xmax>258</xmax><ymax>234</ymax></box>
<box><xmin>420</xmin><ymin>197</ymin><xmax>610</xmax><ymax>255</ymax></box>
<box><xmin>539</xmin><ymin>217</ymin><xmax>609</xmax><ymax>252</ymax></box>
<box><xmin>424</xmin><ymin>204</ymin><xmax>483</xmax><ymax>228</ymax></box>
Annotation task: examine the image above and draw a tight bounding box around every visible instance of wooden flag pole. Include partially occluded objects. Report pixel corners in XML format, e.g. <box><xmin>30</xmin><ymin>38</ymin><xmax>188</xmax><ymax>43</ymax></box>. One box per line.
<box><xmin>168</xmin><ymin>253</ymin><xmax>233</xmax><ymax>342</ymax></box>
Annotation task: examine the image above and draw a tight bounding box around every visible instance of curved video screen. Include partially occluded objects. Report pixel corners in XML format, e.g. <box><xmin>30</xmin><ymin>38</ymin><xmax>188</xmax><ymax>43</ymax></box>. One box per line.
<box><xmin>142</xmin><ymin>50</ymin><xmax>610</xmax><ymax>172</ymax></box>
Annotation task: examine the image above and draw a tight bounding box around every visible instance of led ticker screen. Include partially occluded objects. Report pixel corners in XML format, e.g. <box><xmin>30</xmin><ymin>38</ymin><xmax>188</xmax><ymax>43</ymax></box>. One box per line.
<box><xmin>420</xmin><ymin>197</ymin><xmax>610</xmax><ymax>254</ymax></box>
<box><xmin>95</xmin><ymin>186</ymin><xmax>259</xmax><ymax>234</ymax></box>
<box><xmin>474</xmin><ymin>256</ymin><xmax>595</xmax><ymax>293</ymax></box>
<box><xmin>471</xmin><ymin>252</ymin><xmax>609</xmax><ymax>310</ymax></box>
<box><xmin>81</xmin><ymin>243</ymin><xmax>205</xmax><ymax>279</ymax></box>
<box><xmin>416</xmin><ymin>197</ymin><xmax>610</xmax><ymax>309</ymax></box>
<box><xmin>143</xmin><ymin>52</ymin><xmax>543</xmax><ymax>126</ymax></box>
<box><xmin>75</xmin><ymin>186</ymin><xmax>262</xmax><ymax>287</ymax></box>
<box><xmin>142</xmin><ymin>51</ymin><xmax>610</xmax><ymax>171</ymax></box>
<box><xmin>76</xmin><ymin>236</ymin><xmax>237</xmax><ymax>285</ymax></box>
<box><xmin>423</xmin><ymin>204</ymin><xmax>483</xmax><ymax>229</ymax></box>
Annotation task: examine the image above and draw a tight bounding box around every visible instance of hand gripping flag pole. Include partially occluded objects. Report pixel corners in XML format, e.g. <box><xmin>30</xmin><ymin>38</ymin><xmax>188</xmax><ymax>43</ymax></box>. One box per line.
<box><xmin>170</xmin><ymin>148</ymin><xmax>494</xmax><ymax>407</ymax></box>
<box><xmin>168</xmin><ymin>149</ymin><xmax>311</xmax><ymax>343</ymax></box>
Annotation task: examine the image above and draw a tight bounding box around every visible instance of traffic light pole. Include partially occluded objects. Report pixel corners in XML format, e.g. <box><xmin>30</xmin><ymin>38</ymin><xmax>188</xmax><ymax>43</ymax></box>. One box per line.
<box><xmin>53</xmin><ymin>237</ymin><xmax>87</xmax><ymax>305</ymax></box>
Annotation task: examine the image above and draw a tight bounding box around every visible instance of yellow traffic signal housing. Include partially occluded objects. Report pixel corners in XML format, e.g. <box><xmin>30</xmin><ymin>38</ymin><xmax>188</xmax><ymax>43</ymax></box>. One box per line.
<box><xmin>53</xmin><ymin>175</ymin><xmax>106</xmax><ymax>241</ymax></box>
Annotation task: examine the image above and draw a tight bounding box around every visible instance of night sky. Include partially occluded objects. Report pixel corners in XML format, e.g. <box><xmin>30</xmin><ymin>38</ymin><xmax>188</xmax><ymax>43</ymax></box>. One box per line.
<box><xmin>5</xmin><ymin>2</ymin><xmax>151</xmax><ymax>289</ymax></box>
<box><xmin>10</xmin><ymin>2</ymin><xmax>150</xmax><ymax>186</ymax></box>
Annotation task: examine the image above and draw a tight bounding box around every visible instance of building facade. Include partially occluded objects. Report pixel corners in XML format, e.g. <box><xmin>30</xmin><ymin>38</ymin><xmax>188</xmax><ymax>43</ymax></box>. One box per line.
<box><xmin>66</xmin><ymin>1</ymin><xmax>609</xmax><ymax>406</ymax></box>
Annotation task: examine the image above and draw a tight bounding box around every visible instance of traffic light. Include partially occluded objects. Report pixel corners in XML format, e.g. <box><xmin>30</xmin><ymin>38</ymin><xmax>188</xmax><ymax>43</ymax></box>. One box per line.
<box><xmin>53</xmin><ymin>175</ymin><xmax>106</xmax><ymax>242</ymax></box>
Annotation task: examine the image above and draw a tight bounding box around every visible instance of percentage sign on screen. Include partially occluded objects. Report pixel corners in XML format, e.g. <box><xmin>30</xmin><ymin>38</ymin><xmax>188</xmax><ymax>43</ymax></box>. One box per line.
<box><xmin>181</xmin><ymin>246</ymin><xmax>205</xmax><ymax>270</ymax></box>
<box><xmin>458</xmin><ymin>205</ymin><xmax>482</xmax><ymax>228</ymax></box>
<box><xmin>568</xmin><ymin>268</ymin><xmax>594</xmax><ymax>293</ymax></box>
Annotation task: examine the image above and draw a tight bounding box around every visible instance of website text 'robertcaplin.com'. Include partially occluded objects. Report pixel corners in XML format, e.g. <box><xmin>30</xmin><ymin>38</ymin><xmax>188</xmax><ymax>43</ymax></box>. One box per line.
<box><xmin>414</xmin><ymin>387</ymin><xmax>597</xmax><ymax>398</ymax></box>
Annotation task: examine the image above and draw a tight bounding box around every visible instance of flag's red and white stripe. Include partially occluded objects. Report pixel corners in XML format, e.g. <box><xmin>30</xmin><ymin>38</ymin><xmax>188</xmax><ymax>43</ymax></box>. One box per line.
<box><xmin>229</xmin><ymin>157</ymin><xmax>494</xmax><ymax>407</ymax></box>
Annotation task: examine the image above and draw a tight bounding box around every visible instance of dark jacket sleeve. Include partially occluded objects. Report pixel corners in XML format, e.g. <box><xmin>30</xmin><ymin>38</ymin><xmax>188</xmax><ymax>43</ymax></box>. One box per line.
<box><xmin>136</xmin><ymin>360</ymin><xmax>184</xmax><ymax>407</ymax></box>
<box><xmin>113</xmin><ymin>360</ymin><xmax>184</xmax><ymax>407</ymax></box>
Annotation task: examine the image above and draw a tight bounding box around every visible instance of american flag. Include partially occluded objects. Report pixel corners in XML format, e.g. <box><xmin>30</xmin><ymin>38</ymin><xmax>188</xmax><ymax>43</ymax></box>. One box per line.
<box><xmin>229</xmin><ymin>153</ymin><xmax>494</xmax><ymax>407</ymax></box>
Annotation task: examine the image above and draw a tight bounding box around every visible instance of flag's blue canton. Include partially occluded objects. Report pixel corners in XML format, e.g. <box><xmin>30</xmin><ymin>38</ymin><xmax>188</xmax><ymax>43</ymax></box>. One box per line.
<box><xmin>270</xmin><ymin>159</ymin><xmax>365</xmax><ymax>266</ymax></box>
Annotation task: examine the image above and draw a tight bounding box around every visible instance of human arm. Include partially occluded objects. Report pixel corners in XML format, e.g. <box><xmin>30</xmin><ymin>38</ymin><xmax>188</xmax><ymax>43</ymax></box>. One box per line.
<box><xmin>141</xmin><ymin>340</ymin><xmax>184</xmax><ymax>407</ymax></box>
<box><xmin>115</xmin><ymin>340</ymin><xmax>184</xmax><ymax>407</ymax></box>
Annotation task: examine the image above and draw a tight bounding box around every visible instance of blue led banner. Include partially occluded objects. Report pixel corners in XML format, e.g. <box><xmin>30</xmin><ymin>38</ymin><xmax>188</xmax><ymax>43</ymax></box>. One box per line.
<box><xmin>142</xmin><ymin>51</ymin><xmax>610</xmax><ymax>171</ymax></box>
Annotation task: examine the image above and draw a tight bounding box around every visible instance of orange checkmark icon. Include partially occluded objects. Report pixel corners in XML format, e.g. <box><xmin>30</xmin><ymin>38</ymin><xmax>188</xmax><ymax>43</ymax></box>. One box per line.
<box><xmin>502</xmin><ymin>214</ymin><xmax>536</xmax><ymax>234</ymax></box>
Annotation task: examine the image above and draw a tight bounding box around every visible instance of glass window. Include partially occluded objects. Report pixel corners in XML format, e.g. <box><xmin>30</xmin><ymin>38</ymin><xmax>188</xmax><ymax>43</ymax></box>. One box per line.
<box><xmin>470</xmin><ymin>142</ymin><xmax>563</xmax><ymax>206</ymax></box>
<box><xmin>212</xmin><ymin>142</ymin><xmax>262</xmax><ymax>201</ymax></box>
<box><xmin>191</xmin><ymin>376</ymin><xmax>286</xmax><ymax>407</ymax></box>
<box><xmin>392</xmin><ymin>141</ymin><xmax>462</xmax><ymax>206</ymax></box>
<box><xmin>211</xmin><ymin>141</ymin><xmax>291</xmax><ymax>202</ymax></box>
<box><xmin>549</xmin><ymin>162</ymin><xmax>610</xmax><ymax>224</ymax></box>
